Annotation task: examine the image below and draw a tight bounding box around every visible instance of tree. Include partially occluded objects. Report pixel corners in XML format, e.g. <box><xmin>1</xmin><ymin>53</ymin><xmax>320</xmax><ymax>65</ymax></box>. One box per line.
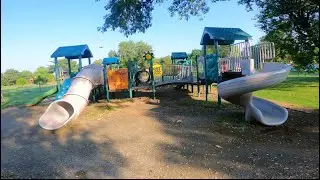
<box><xmin>34</xmin><ymin>66</ymin><xmax>50</xmax><ymax>77</ymax></box>
<box><xmin>96</xmin><ymin>0</ymin><xmax>228</xmax><ymax>36</ymax></box>
<box><xmin>2</xmin><ymin>69</ymin><xmax>20</xmax><ymax>85</ymax></box>
<box><xmin>239</xmin><ymin>0</ymin><xmax>319</xmax><ymax>68</ymax></box>
<box><xmin>93</xmin><ymin>59</ymin><xmax>103</xmax><ymax>65</ymax></box>
<box><xmin>15</xmin><ymin>77</ymin><xmax>27</xmax><ymax>86</ymax></box>
<box><xmin>108</xmin><ymin>50</ymin><xmax>118</xmax><ymax>57</ymax></box>
<box><xmin>19</xmin><ymin>70</ymin><xmax>33</xmax><ymax>82</ymax></box>
<box><xmin>34</xmin><ymin>75</ymin><xmax>48</xmax><ymax>92</ymax></box>
<box><xmin>117</xmin><ymin>41</ymin><xmax>152</xmax><ymax>68</ymax></box>
<box><xmin>1</xmin><ymin>73</ymin><xmax>9</xmax><ymax>86</ymax></box>
<box><xmin>47</xmin><ymin>58</ymin><xmax>78</xmax><ymax>73</ymax></box>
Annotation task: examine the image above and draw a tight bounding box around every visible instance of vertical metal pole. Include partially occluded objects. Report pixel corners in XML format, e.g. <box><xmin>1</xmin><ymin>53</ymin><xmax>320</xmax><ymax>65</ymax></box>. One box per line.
<box><xmin>196</xmin><ymin>55</ymin><xmax>200</xmax><ymax>97</ymax></box>
<box><xmin>78</xmin><ymin>56</ymin><xmax>82</xmax><ymax>72</ymax></box>
<box><xmin>204</xmin><ymin>45</ymin><xmax>208</xmax><ymax>101</ymax></box>
<box><xmin>150</xmin><ymin>59</ymin><xmax>155</xmax><ymax>100</ymax></box>
<box><xmin>215</xmin><ymin>40</ymin><xmax>221</xmax><ymax>108</ymax></box>
<box><xmin>54</xmin><ymin>57</ymin><xmax>60</xmax><ymax>91</ymax></box>
<box><xmin>128</xmin><ymin>62</ymin><xmax>133</xmax><ymax>99</ymax></box>
<box><xmin>88</xmin><ymin>57</ymin><xmax>91</xmax><ymax>64</ymax></box>
<box><xmin>161</xmin><ymin>59</ymin><xmax>164</xmax><ymax>82</ymax></box>
<box><xmin>67</xmin><ymin>58</ymin><xmax>71</xmax><ymax>77</ymax></box>
<box><xmin>103</xmin><ymin>65</ymin><xmax>109</xmax><ymax>102</ymax></box>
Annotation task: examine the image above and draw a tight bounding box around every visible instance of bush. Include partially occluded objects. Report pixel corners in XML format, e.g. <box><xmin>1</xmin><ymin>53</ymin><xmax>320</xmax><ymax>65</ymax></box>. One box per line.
<box><xmin>16</xmin><ymin>78</ymin><xmax>27</xmax><ymax>86</ymax></box>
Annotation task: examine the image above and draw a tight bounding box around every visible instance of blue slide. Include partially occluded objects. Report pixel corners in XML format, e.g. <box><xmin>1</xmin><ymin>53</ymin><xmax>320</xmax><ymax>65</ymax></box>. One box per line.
<box><xmin>56</xmin><ymin>78</ymin><xmax>72</xmax><ymax>100</ymax></box>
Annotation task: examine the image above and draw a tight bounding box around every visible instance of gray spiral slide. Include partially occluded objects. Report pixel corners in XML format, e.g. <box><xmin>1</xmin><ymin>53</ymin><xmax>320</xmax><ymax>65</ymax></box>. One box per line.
<box><xmin>218</xmin><ymin>62</ymin><xmax>291</xmax><ymax>126</ymax></box>
<box><xmin>39</xmin><ymin>64</ymin><xmax>104</xmax><ymax>130</ymax></box>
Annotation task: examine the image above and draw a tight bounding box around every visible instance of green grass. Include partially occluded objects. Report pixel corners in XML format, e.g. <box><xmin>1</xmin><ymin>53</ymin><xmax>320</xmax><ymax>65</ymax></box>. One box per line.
<box><xmin>1</xmin><ymin>84</ymin><xmax>56</xmax><ymax>109</ymax></box>
<box><xmin>254</xmin><ymin>72</ymin><xmax>319</xmax><ymax>109</ymax></box>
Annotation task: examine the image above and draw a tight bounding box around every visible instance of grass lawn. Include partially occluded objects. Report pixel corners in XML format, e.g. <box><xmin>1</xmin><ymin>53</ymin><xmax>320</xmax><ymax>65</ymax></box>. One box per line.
<box><xmin>254</xmin><ymin>72</ymin><xmax>319</xmax><ymax>109</ymax></box>
<box><xmin>1</xmin><ymin>84</ymin><xmax>56</xmax><ymax>109</ymax></box>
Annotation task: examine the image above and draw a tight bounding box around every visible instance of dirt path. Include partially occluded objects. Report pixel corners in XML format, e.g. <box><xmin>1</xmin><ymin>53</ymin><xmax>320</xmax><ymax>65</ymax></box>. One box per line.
<box><xmin>1</xmin><ymin>86</ymin><xmax>319</xmax><ymax>179</ymax></box>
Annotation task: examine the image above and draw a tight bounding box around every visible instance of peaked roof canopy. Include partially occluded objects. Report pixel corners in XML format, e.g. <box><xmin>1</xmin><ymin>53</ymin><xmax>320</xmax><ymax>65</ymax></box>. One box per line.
<box><xmin>51</xmin><ymin>44</ymin><xmax>93</xmax><ymax>59</ymax></box>
<box><xmin>171</xmin><ymin>52</ymin><xmax>188</xmax><ymax>60</ymax></box>
<box><xmin>200</xmin><ymin>27</ymin><xmax>252</xmax><ymax>45</ymax></box>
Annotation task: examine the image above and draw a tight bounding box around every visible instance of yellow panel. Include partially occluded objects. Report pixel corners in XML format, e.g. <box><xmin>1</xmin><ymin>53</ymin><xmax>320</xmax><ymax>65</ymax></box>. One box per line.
<box><xmin>153</xmin><ymin>64</ymin><xmax>162</xmax><ymax>77</ymax></box>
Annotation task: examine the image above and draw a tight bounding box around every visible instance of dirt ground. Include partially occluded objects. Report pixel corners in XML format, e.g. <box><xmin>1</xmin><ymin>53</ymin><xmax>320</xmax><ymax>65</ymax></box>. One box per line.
<box><xmin>1</xmin><ymin>86</ymin><xmax>319</xmax><ymax>179</ymax></box>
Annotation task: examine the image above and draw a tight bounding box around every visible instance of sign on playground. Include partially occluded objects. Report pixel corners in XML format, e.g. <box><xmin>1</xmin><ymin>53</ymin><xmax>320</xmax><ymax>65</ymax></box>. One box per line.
<box><xmin>107</xmin><ymin>68</ymin><xmax>129</xmax><ymax>91</ymax></box>
<box><xmin>153</xmin><ymin>64</ymin><xmax>163</xmax><ymax>77</ymax></box>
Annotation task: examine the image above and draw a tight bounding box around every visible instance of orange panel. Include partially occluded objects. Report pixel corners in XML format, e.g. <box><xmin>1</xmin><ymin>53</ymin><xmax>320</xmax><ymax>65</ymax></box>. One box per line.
<box><xmin>107</xmin><ymin>68</ymin><xmax>129</xmax><ymax>91</ymax></box>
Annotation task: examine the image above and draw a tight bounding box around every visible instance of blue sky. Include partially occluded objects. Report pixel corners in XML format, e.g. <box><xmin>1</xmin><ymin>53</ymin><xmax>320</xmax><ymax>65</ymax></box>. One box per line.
<box><xmin>1</xmin><ymin>0</ymin><xmax>264</xmax><ymax>72</ymax></box>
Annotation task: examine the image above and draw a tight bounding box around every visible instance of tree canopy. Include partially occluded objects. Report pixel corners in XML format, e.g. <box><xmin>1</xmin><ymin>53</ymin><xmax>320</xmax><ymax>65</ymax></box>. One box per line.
<box><xmin>117</xmin><ymin>40</ymin><xmax>153</xmax><ymax>68</ymax></box>
<box><xmin>108</xmin><ymin>50</ymin><xmax>118</xmax><ymax>58</ymax></box>
<box><xmin>240</xmin><ymin>0</ymin><xmax>319</xmax><ymax>68</ymax></box>
<box><xmin>97</xmin><ymin>0</ymin><xmax>319</xmax><ymax>68</ymax></box>
<box><xmin>97</xmin><ymin>0</ymin><xmax>228</xmax><ymax>36</ymax></box>
<box><xmin>47</xmin><ymin>58</ymin><xmax>78</xmax><ymax>73</ymax></box>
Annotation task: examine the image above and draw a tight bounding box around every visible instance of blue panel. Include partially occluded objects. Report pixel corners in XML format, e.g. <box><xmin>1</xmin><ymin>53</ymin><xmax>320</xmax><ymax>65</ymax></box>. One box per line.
<box><xmin>56</xmin><ymin>78</ymin><xmax>72</xmax><ymax>100</ymax></box>
<box><xmin>205</xmin><ymin>54</ymin><xmax>218</xmax><ymax>82</ymax></box>
<box><xmin>171</xmin><ymin>52</ymin><xmax>188</xmax><ymax>60</ymax></box>
<box><xmin>51</xmin><ymin>44</ymin><xmax>93</xmax><ymax>59</ymax></box>
<box><xmin>102</xmin><ymin>57</ymin><xmax>119</xmax><ymax>65</ymax></box>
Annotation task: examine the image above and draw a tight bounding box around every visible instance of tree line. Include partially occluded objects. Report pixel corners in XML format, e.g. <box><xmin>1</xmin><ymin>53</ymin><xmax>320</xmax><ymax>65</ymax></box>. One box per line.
<box><xmin>2</xmin><ymin>35</ymin><xmax>318</xmax><ymax>87</ymax></box>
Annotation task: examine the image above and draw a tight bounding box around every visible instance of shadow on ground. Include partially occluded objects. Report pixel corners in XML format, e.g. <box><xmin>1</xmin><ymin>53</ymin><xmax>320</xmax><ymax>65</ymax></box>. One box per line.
<box><xmin>146</xmin><ymin>85</ymin><xmax>319</xmax><ymax>179</ymax></box>
<box><xmin>1</xmin><ymin>105</ymin><xmax>127</xmax><ymax>179</ymax></box>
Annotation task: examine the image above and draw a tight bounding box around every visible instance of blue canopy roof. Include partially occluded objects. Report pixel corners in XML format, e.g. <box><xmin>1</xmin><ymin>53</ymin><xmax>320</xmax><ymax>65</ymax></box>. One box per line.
<box><xmin>171</xmin><ymin>52</ymin><xmax>188</xmax><ymax>60</ymax></box>
<box><xmin>200</xmin><ymin>27</ymin><xmax>252</xmax><ymax>45</ymax></box>
<box><xmin>102</xmin><ymin>57</ymin><xmax>119</xmax><ymax>65</ymax></box>
<box><xmin>51</xmin><ymin>44</ymin><xmax>93</xmax><ymax>59</ymax></box>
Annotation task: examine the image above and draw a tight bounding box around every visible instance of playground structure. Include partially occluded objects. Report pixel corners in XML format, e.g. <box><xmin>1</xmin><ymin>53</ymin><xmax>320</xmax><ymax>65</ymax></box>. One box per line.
<box><xmin>38</xmin><ymin>27</ymin><xmax>290</xmax><ymax>130</ymax></box>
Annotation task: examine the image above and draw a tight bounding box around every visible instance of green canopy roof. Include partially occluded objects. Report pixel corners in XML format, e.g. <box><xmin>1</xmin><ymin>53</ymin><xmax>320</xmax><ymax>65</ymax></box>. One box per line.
<box><xmin>200</xmin><ymin>27</ymin><xmax>252</xmax><ymax>45</ymax></box>
<box><xmin>171</xmin><ymin>52</ymin><xmax>188</xmax><ymax>60</ymax></box>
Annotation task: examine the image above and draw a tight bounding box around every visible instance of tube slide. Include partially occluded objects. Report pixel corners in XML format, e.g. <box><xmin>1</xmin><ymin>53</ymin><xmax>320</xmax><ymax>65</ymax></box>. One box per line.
<box><xmin>39</xmin><ymin>64</ymin><xmax>104</xmax><ymax>130</ymax></box>
<box><xmin>218</xmin><ymin>61</ymin><xmax>291</xmax><ymax>126</ymax></box>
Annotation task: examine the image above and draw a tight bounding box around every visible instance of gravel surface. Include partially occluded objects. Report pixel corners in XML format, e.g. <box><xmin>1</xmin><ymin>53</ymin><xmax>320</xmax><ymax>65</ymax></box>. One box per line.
<box><xmin>1</xmin><ymin>86</ymin><xmax>319</xmax><ymax>179</ymax></box>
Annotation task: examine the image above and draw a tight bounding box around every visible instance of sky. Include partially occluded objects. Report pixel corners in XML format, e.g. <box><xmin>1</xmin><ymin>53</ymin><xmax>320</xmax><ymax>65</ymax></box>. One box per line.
<box><xmin>1</xmin><ymin>0</ymin><xmax>265</xmax><ymax>73</ymax></box>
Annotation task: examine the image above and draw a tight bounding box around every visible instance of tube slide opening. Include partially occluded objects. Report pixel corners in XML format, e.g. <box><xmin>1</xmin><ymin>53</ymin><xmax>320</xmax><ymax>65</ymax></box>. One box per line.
<box><xmin>39</xmin><ymin>100</ymin><xmax>76</xmax><ymax>130</ymax></box>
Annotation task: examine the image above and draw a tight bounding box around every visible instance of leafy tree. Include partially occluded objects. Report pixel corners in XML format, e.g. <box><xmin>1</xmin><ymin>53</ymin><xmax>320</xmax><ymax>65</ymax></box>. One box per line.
<box><xmin>154</xmin><ymin>55</ymin><xmax>171</xmax><ymax>65</ymax></box>
<box><xmin>94</xmin><ymin>59</ymin><xmax>103</xmax><ymax>65</ymax></box>
<box><xmin>96</xmin><ymin>0</ymin><xmax>228</xmax><ymax>36</ymax></box>
<box><xmin>34</xmin><ymin>75</ymin><xmax>48</xmax><ymax>92</ymax></box>
<box><xmin>117</xmin><ymin>41</ymin><xmax>152</xmax><ymax>68</ymax></box>
<box><xmin>16</xmin><ymin>77</ymin><xmax>28</xmax><ymax>86</ymax></box>
<box><xmin>19</xmin><ymin>70</ymin><xmax>33</xmax><ymax>82</ymax></box>
<box><xmin>47</xmin><ymin>58</ymin><xmax>78</xmax><ymax>73</ymax></box>
<box><xmin>34</xmin><ymin>66</ymin><xmax>49</xmax><ymax>76</ymax></box>
<box><xmin>134</xmin><ymin>41</ymin><xmax>153</xmax><ymax>68</ymax></box>
<box><xmin>2</xmin><ymin>69</ymin><xmax>20</xmax><ymax>85</ymax></box>
<box><xmin>1</xmin><ymin>73</ymin><xmax>9</xmax><ymax>86</ymax></box>
<box><xmin>108</xmin><ymin>50</ymin><xmax>118</xmax><ymax>57</ymax></box>
<box><xmin>188</xmin><ymin>49</ymin><xmax>203</xmax><ymax>65</ymax></box>
<box><xmin>239</xmin><ymin>0</ymin><xmax>319</xmax><ymax>68</ymax></box>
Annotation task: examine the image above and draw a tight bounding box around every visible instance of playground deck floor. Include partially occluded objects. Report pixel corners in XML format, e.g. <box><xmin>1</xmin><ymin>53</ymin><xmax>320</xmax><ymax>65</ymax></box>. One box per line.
<box><xmin>1</xmin><ymin>86</ymin><xmax>319</xmax><ymax>179</ymax></box>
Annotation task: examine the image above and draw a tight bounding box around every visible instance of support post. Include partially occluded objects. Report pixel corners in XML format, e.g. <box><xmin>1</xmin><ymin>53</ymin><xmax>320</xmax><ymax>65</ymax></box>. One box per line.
<box><xmin>88</xmin><ymin>57</ymin><xmax>91</xmax><ymax>64</ymax></box>
<box><xmin>78</xmin><ymin>56</ymin><xmax>82</xmax><ymax>72</ymax></box>
<box><xmin>128</xmin><ymin>62</ymin><xmax>133</xmax><ymax>99</ymax></box>
<box><xmin>203</xmin><ymin>45</ymin><xmax>208</xmax><ymax>101</ymax></box>
<box><xmin>67</xmin><ymin>58</ymin><xmax>71</xmax><ymax>77</ymax></box>
<box><xmin>214</xmin><ymin>40</ymin><xmax>221</xmax><ymax>108</ymax></box>
<box><xmin>196</xmin><ymin>55</ymin><xmax>200</xmax><ymax>97</ymax></box>
<box><xmin>150</xmin><ymin>59</ymin><xmax>155</xmax><ymax>100</ymax></box>
<box><xmin>54</xmin><ymin>57</ymin><xmax>60</xmax><ymax>91</ymax></box>
<box><xmin>161</xmin><ymin>59</ymin><xmax>164</xmax><ymax>82</ymax></box>
<box><xmin>103</xmin><ymin>65</ymin><xmax>110</xmax><ymax>102</ymax></box>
